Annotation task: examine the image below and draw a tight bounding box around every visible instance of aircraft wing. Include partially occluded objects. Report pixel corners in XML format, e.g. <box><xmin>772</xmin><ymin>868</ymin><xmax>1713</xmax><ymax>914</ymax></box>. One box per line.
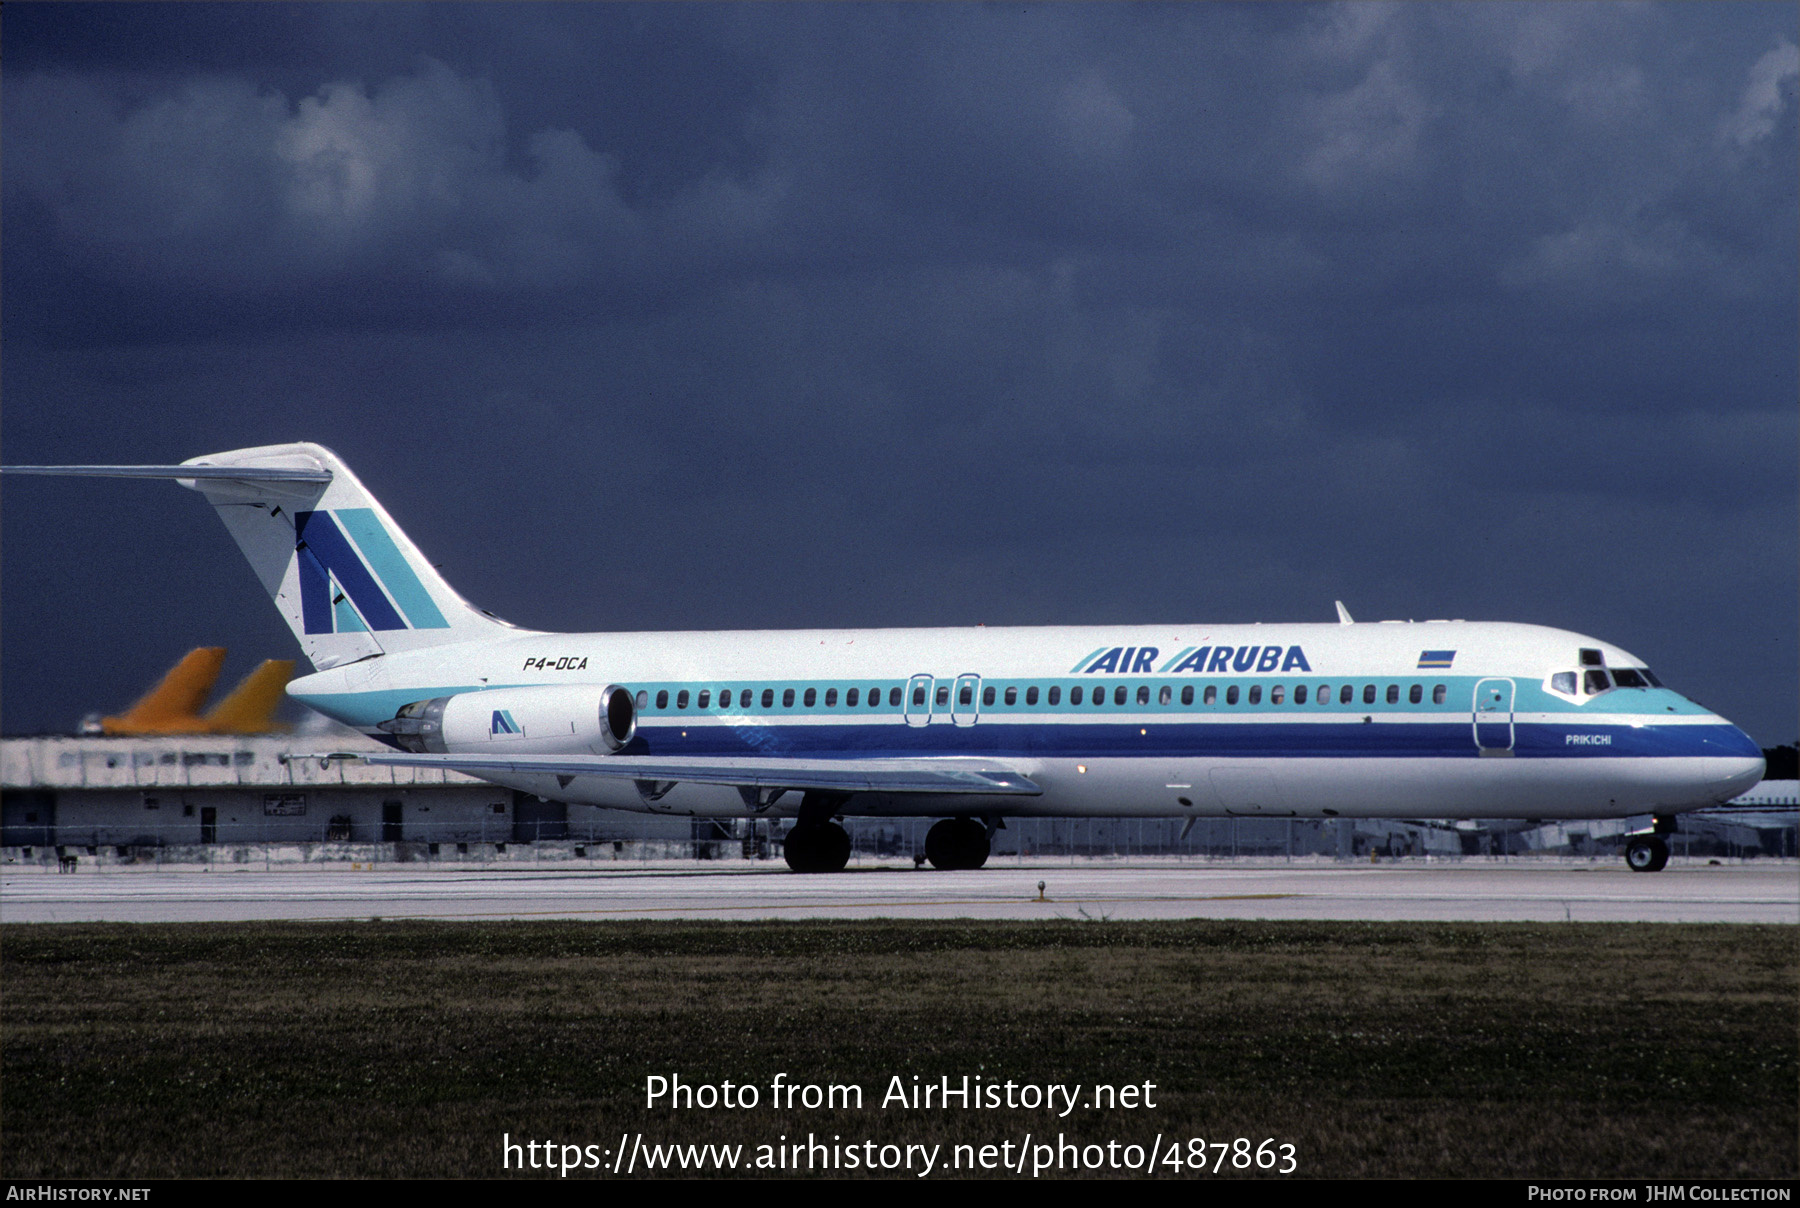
<box><xmin>360</xmin><ymin>752</ymin><xmax>1042</xmax><ymax>796</ymax></box>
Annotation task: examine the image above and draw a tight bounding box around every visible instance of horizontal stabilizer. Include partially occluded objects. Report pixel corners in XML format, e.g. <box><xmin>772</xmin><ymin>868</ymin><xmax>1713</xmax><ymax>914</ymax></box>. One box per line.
<box><xmin>2</xmin><ymin>464</ymin><xmax>332</xmax><ymax>482</ymax></box>
<box><xmin>361</xmin><ymin>752</ymin><xmax>1043</xmax><ymax>796</ymax></box>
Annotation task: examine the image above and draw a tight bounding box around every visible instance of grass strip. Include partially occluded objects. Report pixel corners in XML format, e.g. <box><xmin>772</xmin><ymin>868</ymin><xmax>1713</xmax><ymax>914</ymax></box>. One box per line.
<box><xmin>2</xmin><ymin>920</ymin><xmax>1794</xmax><ymax>1179</ymax></box>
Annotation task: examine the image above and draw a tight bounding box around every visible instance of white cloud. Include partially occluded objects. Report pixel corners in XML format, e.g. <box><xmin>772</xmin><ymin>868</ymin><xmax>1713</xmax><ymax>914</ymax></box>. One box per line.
<box><xmin>8</xmin><ymin>59</ymin><xmax>647</xmax><ymax>291</ymax></box>
<box><xmin>1056</xmin><ymin>72</ymin><xmax>1134</xmax><ymax>166</ymax></box>
<box><xmin>1721</xmin><ymin>39</ymin><xmax>1798</xmax><ymax>147</ymax></box>
<box><xmin>1298</xmin><ymin>59</ymin><xmax>1431</xmax><ymax>193</ymax></box>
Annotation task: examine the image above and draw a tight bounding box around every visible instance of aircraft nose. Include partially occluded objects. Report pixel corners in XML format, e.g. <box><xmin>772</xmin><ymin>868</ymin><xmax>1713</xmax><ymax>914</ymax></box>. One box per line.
<box><xmin>1695</xmin><ymin>721</ymin><xmax>1764</xmax><ymax>804</ymax></box>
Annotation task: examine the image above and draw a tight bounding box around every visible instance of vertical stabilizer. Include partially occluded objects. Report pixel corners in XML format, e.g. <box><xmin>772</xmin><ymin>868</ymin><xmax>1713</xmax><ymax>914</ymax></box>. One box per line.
<box><xmin>101</xmin><ymin>647</ymin><xmax>227</xmax><ymax>734</ymax></box>
<box><xmin>202</xmin><ymin>659</ymin><xmax>297</xmax><ymax>733</ymax></box>
<box><xmin>175</xmin><ymin>443</ymin><xmax>530</xmax><ymax>670</ymax></box>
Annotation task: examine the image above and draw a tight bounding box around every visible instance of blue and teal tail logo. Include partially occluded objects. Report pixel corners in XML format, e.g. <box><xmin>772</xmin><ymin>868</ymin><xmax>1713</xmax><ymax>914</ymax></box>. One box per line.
<box><xmin>296</xmin><ymin>509</ymin><xmax>450</xmax><ymax>636</ymax></box>
<box><xmin>490</xmin><ymin>710</ymin><xmax>521</xmax><ymax>736</ymax></box>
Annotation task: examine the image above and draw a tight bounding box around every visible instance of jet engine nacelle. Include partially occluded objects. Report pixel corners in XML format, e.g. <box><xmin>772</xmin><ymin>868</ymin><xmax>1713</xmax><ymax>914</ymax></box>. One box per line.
<box><xmin>380</xmin><ymin>684</ymin><xmax>635</xmax><ymax>755</ymax></box>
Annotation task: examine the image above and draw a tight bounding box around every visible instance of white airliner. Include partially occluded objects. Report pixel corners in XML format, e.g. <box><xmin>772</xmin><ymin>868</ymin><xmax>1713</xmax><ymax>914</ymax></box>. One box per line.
<box><xmin>5</xmin><ymin>442</ymin><xmax>1764</xmax><ymax>873</ymax></box>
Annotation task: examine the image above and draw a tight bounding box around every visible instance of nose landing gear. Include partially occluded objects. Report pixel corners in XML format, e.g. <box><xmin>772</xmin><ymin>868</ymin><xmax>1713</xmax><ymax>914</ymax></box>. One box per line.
<box><xmin>1624</xmin><ymin>834</ymin><xmax>1669</xmax><ymax>873</ymax></box>
<box><xmin>1624</xmin><ymin>815</ymin><xmax>1676</xmax><ymax>872</ymax></box>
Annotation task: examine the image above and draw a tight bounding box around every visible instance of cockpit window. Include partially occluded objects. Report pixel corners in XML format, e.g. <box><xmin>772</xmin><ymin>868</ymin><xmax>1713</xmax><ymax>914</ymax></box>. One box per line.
<box><xmin>1579</xmin><ymin>648</ymin><xmax>1604</xmax><ymax>667</ymax></box>
<box><xmin>1640</xmin><ymin>668</ymin><xmax>1662</xmax><ymax>687</ymax></box>
<box><xmin>1583</xmin><ymin>669</ymin><xmax>1612</xmax><ymax>695</ymax></box>
<box><xmin>1551</xmin><ymin>671</ymin><xmax>1577</xmax><ymax>695</ymax></box>
<box><xmin>1610</xmin><ymin>668</ymin><xmax>1648</xmax><ymax>689</ymax></box>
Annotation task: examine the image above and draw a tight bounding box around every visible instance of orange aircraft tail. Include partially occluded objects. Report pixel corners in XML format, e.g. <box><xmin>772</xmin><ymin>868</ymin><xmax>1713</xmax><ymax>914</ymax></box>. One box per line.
<box><xmin>203</xmin><ymin>659</ymin><xmax>296</xmax><ymax>733</ymax></box>
<box><xmin>101</xmin><ymin>647</ymin><xmax>227</xmax><ymax>735</ymax></box>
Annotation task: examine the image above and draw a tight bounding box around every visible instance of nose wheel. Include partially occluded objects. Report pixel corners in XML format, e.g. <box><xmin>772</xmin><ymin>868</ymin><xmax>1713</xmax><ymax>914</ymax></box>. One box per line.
<box><xmin>1624</xmin><ymin>835</ymin><xmax>1669</xmax><ymax>873</ymax></box>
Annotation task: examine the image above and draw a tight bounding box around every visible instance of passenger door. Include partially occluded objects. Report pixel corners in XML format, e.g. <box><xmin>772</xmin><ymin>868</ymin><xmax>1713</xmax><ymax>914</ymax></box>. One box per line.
<box><xmin>1473</xmin><ymin>678</ymin><xmax>1515</xmax><ymax>755</ymax></box>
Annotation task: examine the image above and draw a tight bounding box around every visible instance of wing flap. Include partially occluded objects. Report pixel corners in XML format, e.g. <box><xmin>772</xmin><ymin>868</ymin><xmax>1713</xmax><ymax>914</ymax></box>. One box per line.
<box><xmin>360</xmin><ymin>752</ymin><xmax>1042</xmax><ymax>796</ymax></box>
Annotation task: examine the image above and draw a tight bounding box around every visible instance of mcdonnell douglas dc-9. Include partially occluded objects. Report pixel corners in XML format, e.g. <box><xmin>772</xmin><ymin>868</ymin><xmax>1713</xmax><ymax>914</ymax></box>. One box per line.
<box><xmin>5</xmin><ymin>443</ymin><xmax>1763</xmax><ymax>872</ymax></box>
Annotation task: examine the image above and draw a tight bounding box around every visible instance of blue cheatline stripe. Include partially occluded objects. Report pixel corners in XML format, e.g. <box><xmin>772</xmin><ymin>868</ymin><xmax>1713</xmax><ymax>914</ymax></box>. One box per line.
<box><xmin>335</xmin><ymin>508</ymin><xmax>450</xmax><ymax>630</ymax></box>
<box><xmin>295</xmin><ymin>511</ymin><xmax>407</xmax><ymax>632</ymax></box>
<box><xmin>616</xmin><ymin>719</ymin><xmax>1756</xmax><ymax>761</ymax></box>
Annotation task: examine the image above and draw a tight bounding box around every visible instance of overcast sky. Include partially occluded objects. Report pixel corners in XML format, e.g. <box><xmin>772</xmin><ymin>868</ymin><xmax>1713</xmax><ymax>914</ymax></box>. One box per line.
<box><xmin>4</xmin><ymin>2</ymin><xmax>1795</xmax><ymax>744</ymax></box>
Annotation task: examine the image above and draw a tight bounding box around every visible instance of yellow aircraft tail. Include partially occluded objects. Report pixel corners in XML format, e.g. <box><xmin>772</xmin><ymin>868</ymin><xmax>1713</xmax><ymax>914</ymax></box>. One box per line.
<box><xmin>202</xmin><ymin>660</ymin><xmax>296</xmax><ymax>733</ymax></box>
<box><xmin>100</xmin><ymin>647</ymin><xmax>227</xmax><ymax>734</ymax></box>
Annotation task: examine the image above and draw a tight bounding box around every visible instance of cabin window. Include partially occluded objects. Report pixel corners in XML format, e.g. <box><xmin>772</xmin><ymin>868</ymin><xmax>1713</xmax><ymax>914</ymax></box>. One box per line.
<box><xmin>1204</xmin><ymin>685</ymin><xmax>1217</xmax><ymax>705</ymax></box>
<box><xmin>1584</xmin><ymin>669</ymin><xmax>1611</xmax><ymax>695</ymax></box>
<box><xmin>1005</xmin><ymin>686</ymin><xmax>1018</xmax><ymax>706</ymax></box>
<box><xmin>655</xmin><ymin>690</ymin><xmax>669</xmax><ymax>710</ymax></box>
<box><xmin>1317</xmin><ymin>684</ymin><xmax>1330</xmax><ymax>704</ymax></box>
<box><xmin>1385</xmin><ymin>684</ymin><xmax>1399</xmax><ymax>705</ymax></box>
<box><xmin>846</xmin><ymin>688</ymin><xmax>860</xmax><ymax>707</ymax></box>
<box><xmin>783</xmin><ymin>688</ymin><xmax>796</xmax><ymax>707</ymax></box>
<box><xmin>1409</xmin><ymin>684</ymin><xmax>1422</xmax><ymax>704</ymax></box>
<box><xmin>1071</xmin><ymin>686</ymin><xmax>1084</xmax><ymax>706</ymax></box>
<box><xmin>1432</xmin><ymin>684</ymin><xmax>1447</xmax><ymax>704</ymax></box>
<box><xmin>1159</xmin><ymin>685</ymin><xmax>1172</xmax><ymax>706</ymax></box>
<box><xmin>1114</xmin><ymin>685</ymin><xmax>1127</xmax><ymax>705</ymax></box>
<box><xmin>1340</xmin><ymin>685</ymin><xmax>1354</xmax><ymax>705</ymax></box>
<box><xmin>825</xmin><ymin>688</ymin><xmax>837</xmax><ymax>706</ymax></box>
<box><xmin>636</xmin><ymin>691</ymin><xmax>649</xmax><ymax>709</ymax></box>
<box><xmin>676</xmin><ymin>690</ymin><xmax>689</xmax><ymax>709</ymax></box>
<box><xmin>1137</xmin><ymin>685</ymin><xmax>1151</xmax><ymax>705</ymax></box>
<box><xmin>936</xmin><ymin>685</ymin><xmax>950</xmax><ymax>706</ymax></box>
<box><xmin>1048</xmin><ymin>686</ymin><xmax>1061</xmax><ymax>706</ymax></box>
<box><xmin>983</xmin><ymin>685</ymin><xmax>996</xmax><ymax>706</ymax></box>
<box><xmin>1363</xmin><ymin>684</ymin><xmax>1376</xmax><ymax>705</ymax></box>
<box><xmin>1294</xmin><ymin>685</ymin><xmax>1307</xmax><ymax>704</ymax></box>
<box><xmin>890</xmin><ymin>687</ymin><xmax>903</xmax><ymax>707</ymax></box>
<box><xmin>1025</xmin><ymin>686</ymin><xmax>1038</xmax><ymax>705</ymax></box>
<box><xmin>698</xmin><ymin>690</ymin><xmax>712</xmax><ymax>709</ymax></box>
<box><xmin>762</xmin><ymin>689</ymin><xmax>775</xmax><ymax>709</ymax></box>
<box><xmin>1271</xmin><ymin>685</ymin><xmax>1285</xmax><ymax>705</ymax></box>
<box><xmin>959</xmin><ymin>685</ymin><xmax>973</xmax><ymax>706</ymax></box>
<box><xmin>1181</xmin><ymin>685</ymin><xmax>1194</xmax><ymax>705</ymax></box>
<box><xmin>1248</xmin><ymin>685</ymin><xmax>1262</xmax><ymax>705</ymax></box>
<box><xmin>1226</xmin><ymin>685</ymin><xmax>1240</xmax><ymax>705</ymax></box>
<box><xmin>912</xmin><ymin>686</ymin><xmax>926</xmax><ymax>706</ymax></box>
<box><xmin>803</xmin><ymin>688</ymin><xmax>816</xmax><ymax>707</ymax></box>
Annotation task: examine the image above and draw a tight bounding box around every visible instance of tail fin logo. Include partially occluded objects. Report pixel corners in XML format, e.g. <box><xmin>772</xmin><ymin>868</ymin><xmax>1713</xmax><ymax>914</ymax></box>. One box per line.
<box><xmin>491</xmin><ymin>710</ymin><xmax>521</xmax><ymax>736</ymax></box>
<box><xmin>295</xmin><ymin>509</ymin><xmax>450</xmax><ymax>636</ymax></box>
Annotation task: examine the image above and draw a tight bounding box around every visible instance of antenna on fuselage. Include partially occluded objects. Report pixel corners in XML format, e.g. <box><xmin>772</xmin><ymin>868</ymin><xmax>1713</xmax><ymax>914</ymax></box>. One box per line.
<box><xmin>1335</xmin><ymin>600</ymin><xmax>1354</xmax><ymax>625</ymax></box>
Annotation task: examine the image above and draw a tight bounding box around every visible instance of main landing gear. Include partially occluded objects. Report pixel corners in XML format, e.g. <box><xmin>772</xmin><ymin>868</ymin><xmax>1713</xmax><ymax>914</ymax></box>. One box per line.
<box><xmin>1624</xmin><ymin>815</ymin><xmax>1676</xmax><ymax>873</ymax></box>
<box><xmin>783</xmin><ymin>791</ymin><xmax>852</xmax><ymax>874</ymax></box>
<box><xmin>925</xmin><ymin>817</ymin><xmax>990</xmax><ymax>870</ymax></box>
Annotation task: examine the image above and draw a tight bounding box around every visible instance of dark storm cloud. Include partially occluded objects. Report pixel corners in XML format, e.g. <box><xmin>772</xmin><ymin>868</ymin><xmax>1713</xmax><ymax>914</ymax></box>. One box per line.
<box><xmin>3</xmin><ymin>2</ymin><xmax>1795</xmax><ymax>742</ymax></box>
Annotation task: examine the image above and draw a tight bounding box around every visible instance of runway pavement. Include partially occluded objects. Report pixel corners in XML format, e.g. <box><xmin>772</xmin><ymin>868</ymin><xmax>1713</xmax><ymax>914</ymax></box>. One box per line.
<box><xmin>2</xmin><ymin>857</ymin><xmax>1794</xmax><ymax>924</ymax></box>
